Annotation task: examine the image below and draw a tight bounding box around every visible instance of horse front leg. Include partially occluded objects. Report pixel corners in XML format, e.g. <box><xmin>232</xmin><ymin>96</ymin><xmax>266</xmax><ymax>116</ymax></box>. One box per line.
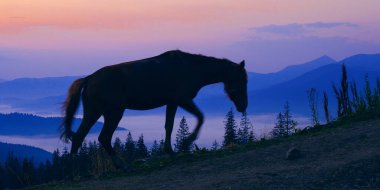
<box><xmin>179</xmin><ymin>101</ymin><xmax>204</xmax><ymax>149</ymax></box>
<box><xmin>164</xmin><ymin>104</ymin><xmax>178</xmax><ymax>154</ymax></box>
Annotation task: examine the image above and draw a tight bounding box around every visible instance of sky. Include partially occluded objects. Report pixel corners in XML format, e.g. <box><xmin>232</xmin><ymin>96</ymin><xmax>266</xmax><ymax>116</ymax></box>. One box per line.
<box><xmin>1</xmin><ymin>0</ymin><xmax>380</xmax><ymax>79</ymax></box>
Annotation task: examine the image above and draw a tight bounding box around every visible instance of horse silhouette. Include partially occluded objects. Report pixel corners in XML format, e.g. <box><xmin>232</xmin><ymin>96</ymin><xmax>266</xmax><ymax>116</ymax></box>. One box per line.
<box><xmin>60</xmin><ymin>50</ymin><xmax>248</xmax><ymax>169</ymax></box>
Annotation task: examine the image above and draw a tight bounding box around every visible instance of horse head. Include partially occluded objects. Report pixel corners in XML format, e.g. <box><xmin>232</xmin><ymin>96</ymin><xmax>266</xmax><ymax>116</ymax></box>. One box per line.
<box><xmin>224</xmin><ymin>60</ymin><xmax>248</xmax><ymax>113</ymax></box>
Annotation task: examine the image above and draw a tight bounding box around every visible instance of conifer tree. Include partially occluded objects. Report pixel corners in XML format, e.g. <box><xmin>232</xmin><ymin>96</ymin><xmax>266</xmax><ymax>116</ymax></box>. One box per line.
<box><xmin>150</xmin><ymin>140</ymin><xmax>160</xmax><ymax>156</ymax></box>
<box><xmin>44</xmin><ymin>160</ymin><xmax>53</xmax><ymax>182</ymax></box>
<box><xmin>136</xmin><ymin>134</ymin><xmax>149</xmax><ymax>159</ymax></box>
<box><xmin>5</xmin><ymin>152</ymin><xmax>22</xmax><ymax>188</ymax></box>
<box><xmin>51</xmin><ymin>149</ymin><xmax>62</xmax><ymax>180</ymax></box>
<box><xmin>271</xmin><ymin>112</ymin><xmax>285</xmax><ymax>138</ymax></box>
<box><xmin>78</xmin><ymin>141</ymin><xmax>90</xmax><ymax>176</ymax></box>
<box><xmin>158</xmin><ymin>139</ymin><xmax>165</xmax><ymax>154</ymax></box>
<box><xmin>283</xmin><ymin>101</ymin><xmax>297</xmax><ymax>136</ymax></box>
<box><xmin>36</xmin><ymin>162</ymin><xmax>46</xmax><ymax>184</ymax></box>
<box><xmin>175</xmin><ymin>116</ymin><xmax>193</xmax><ymax>153</ymax></box>
<box><xmin>113</xmin><ymin>137</ymin><xmax>123</xmax><ymax>154</ymax></box>
<box><xmin>272</xmin><ymin>102</ymin><xmax>297</xmax><ymax>137</ymax></box>
<box><xmin>237</xmin><ymin>111</ymin><xmax>253</xmax><ymax>144</ymax></box>
<box><xmin>211</xmin><ymin>140</ymin><xmax>219</xmax><ymax>150</ymax></box>
<box><xmin>21</xmin><ymin>158</ymin><xmax>35</xmax><ymax>186</ymax></box>
<box><xmin>124</xmin><ymin>132</ymin><xmax>136</xmax><ymax>162</ymax></box>
<box><xmin>223</xmin><ymin>108</ymin><xmax>237</xmax><ymax>146</ymax></box>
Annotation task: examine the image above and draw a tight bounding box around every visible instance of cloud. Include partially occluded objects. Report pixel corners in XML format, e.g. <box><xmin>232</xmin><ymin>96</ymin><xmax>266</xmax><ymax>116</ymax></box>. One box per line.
<box><xmin>253</xmin><ymin>22</ymin><xmax>358</xmax><ymax>36</ymax></box>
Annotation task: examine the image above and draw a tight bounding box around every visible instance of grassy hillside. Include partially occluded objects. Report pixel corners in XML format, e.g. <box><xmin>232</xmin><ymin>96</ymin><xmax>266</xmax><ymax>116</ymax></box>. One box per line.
<box><xmin>36</xmin><ymin>119</ymin><xmax>380</xmax><ymax>189</ymax></box>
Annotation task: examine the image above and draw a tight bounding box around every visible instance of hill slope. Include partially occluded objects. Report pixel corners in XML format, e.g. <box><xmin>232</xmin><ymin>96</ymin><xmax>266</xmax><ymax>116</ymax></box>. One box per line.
<box><xmin>48</xmin><ymin>119</ymin><xmax>380</xmax><ymax>189</ymax></box>
<box><xmin>0</xmin><ymin>142</ymin><xmax>52</xmax><ymax>165</ymax></box>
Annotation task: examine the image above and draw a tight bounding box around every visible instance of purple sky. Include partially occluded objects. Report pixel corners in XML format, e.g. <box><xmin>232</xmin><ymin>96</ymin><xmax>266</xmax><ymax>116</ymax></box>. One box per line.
<box><xmin>1</xmin><ymin>1</ymin><xmax>380</xmax><ymax>79</ymax></box>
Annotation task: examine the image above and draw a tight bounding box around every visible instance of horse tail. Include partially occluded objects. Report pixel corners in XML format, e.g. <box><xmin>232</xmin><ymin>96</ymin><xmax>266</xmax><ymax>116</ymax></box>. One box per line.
<box><xmin>60</xmin><ymin>77</ymin><xmax>87</xmax><ymax>143</ymax></box>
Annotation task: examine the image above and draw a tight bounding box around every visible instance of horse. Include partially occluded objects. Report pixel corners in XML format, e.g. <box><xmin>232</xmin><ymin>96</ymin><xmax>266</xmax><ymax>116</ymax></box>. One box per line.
<box><xmin>60</xmin><ymin>50</ymin><xmax>248</xmax><ymax>169</ymax></box>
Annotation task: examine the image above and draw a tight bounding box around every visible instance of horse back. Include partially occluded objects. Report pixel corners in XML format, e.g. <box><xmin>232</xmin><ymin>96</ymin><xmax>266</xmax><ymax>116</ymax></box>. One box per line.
<box><xmin>83</xmin><ymin>56</ymin><xmax>203</xmax><ymax>110</ymax></box>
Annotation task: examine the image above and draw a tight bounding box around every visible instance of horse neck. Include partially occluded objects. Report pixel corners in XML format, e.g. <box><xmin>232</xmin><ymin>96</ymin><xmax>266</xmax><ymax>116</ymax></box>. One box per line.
<box><xmin>200</xmin><ymin>59</ymin><xmax>232</xmax><ymax>86</ymax></box>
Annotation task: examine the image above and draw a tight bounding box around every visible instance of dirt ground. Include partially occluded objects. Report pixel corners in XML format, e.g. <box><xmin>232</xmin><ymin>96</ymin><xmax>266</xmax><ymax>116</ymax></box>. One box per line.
<box><xmin>41</xmin><ymin>120</ymin><xmax>380</xmax><ymax>190</ymax></box>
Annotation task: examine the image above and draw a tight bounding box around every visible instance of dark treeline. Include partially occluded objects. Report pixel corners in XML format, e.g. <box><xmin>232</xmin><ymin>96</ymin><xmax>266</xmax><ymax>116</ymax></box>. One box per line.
<box><xmin>0</xmin><ymin>111</ymin><xmax>256</xmax><ymax>189</ymax></box>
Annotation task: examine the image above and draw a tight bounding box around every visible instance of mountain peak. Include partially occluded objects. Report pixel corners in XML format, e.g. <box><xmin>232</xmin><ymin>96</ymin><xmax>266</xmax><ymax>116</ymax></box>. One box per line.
<box><xmin>274</xmin><ymin>55</ymin><xmax>336</xmax><ymax>80</ymax></box>
<box><xmin>317</xmin><ymin>55</ymin><xmax>335</xmax><ymax>63</ymax></box>
<box><xmin>280</xmin><ymin>55</ymin><xmax>336</xmax><ymax>72</ymax></box>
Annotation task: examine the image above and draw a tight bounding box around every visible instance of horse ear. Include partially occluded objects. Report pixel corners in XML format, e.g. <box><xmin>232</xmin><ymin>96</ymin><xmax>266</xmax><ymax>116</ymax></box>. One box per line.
<box><xmin>240</xmin><ymin>60</ymin><xmax>245</xmax><ymax>68</ymax></box>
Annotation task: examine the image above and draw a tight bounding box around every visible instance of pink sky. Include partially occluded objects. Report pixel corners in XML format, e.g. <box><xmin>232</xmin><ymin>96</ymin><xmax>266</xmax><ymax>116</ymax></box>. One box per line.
<box><xmin>1</xmin><ymin>0</ymin><xmax>380</xmax><ymax>79</ymax></box>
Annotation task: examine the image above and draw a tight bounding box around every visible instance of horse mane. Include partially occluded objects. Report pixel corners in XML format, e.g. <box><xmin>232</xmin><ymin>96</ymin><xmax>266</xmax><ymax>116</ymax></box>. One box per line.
<box><xmin>160</xmin><ymin>50</ymin><xmax>236</xmax><ymax>66</ymax></box>
<box><xmin>162</xmin><ymin>50</ymin><xmax>248</xmax><ymax>80</ymax></box>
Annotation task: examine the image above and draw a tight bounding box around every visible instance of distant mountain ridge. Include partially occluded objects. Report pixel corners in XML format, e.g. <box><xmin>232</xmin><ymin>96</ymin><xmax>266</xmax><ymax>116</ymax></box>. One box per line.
<box><xmin>0</xmin><ymin>76</ymin><xmax>81</xmax><ymax>99</ymax></box>
<box><xmin>0</xmin><ymin>112</ymin><xmax>126</xmax><ymax>136</ymax></box>
<box><xmin>249</xmin><ymin>55</ymin><xmax>336</xmax><ymax>90</ymax></box>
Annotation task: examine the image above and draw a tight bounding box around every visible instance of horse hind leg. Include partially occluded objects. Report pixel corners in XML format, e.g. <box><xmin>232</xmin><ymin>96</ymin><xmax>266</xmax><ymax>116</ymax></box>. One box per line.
<box><xmin>70</xmin><ymin>110</ymin><xmax>101</xmax><ymax>155</ymax></box>
<box><xmin>98</xmin><ymin>109</ymin><xmax>125</xmax><ymax>169</ymax></box>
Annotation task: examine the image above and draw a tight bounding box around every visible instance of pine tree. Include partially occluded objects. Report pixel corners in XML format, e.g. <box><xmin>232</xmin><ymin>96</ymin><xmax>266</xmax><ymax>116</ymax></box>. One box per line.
<box><xmin>283</xmin><ymin>101</ymin><xmax>297</xmax><ymax>136</ymax></box>
<box><xmin>158</xmin><ymin>139</ymin><xmax>165</xmax><ymax>154</ymax></box>
<box><xmin>211</xmin><ymin>140</ymin><xmax>219</xmax><ymax>150</ymax></box>
<box><xmin>44</xmin><ymin>160</ymin><xmax>53</xmax><ymax>182</ymax></box>
<box><xmin>5</xmin><ymin>152</ymin><xmax>23</xmax><ymax>188</ymax></box>
<box><xmin>78</xmin><ymin>141</ymin><xmax>90</xmax><ymax>176</ymax></box>
<box><xmin>113</xmin><ymin>137</ymin><xmax>123</xmax><ymax>154</ymax></box>
<box><xmin>21</xmin><ymin>158</ymin><xmax>35</xmax><ymax>186</ymax></box>
<box><xmin>51</xmin><ymin>149</ymin><xmax>62</xmax><ymax>180</ymax></box>
<box><xmin>124</xmin><ymin>132</ymin><xmax>136</xmax><ymax>162</ymax></box>
<box><xmin>223</xmin><ymin>108</ymin><xmax>237</xmax><ymax>146</ymax></box>
<box><xmin>248</xmin><ymin>130</ymin><xmax>255</xmax><ymax>142</ymax></box>
<box><xmin>271</xmin><ymin>112</ymin><xmax>285</xmax><ymax>138</ymax></box>
<box><xmin>237</xmin><ymin>112</ymin><xmax>253</xmax><ymax>144</ymax></box>
<box><xmin>150</xmin><ymin>140</ymin><xmax>160</xmax><ymax>156</ymax></box>
<box><xmin>36</xmin><ymin>162</ymin><xmax>46</xmax><ymax>184</ymax></box>
<box><xmin>136</xmin><ymin>134</ymin><xmax>148</xmax><ymax>159</ymax></box>
<box><xmin>175</xmin><ymin>116</ymin><xmax>193</xmax><ymax>153</ymax></box>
